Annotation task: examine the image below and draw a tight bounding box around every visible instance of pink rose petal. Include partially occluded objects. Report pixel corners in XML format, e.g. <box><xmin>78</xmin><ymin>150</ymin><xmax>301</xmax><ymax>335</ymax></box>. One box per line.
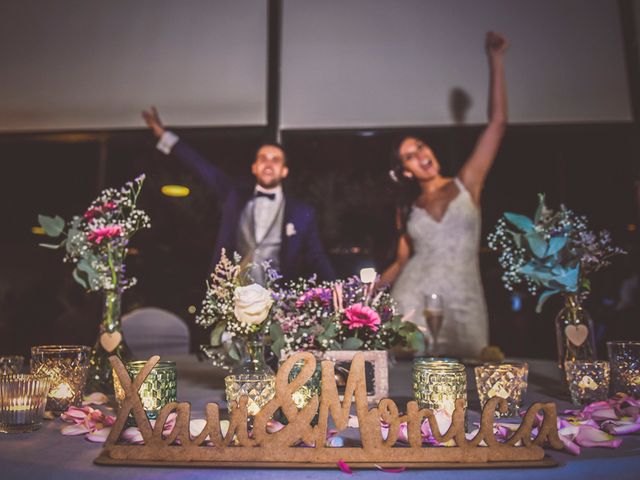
<box><xmin>375</xmin><ymin>465</ymin><xmax>406</xmax><ymax>473</ymax></box>
<box><xmin>601</xmin><ymin>419</ymin><xmax>640</xmax><ymax>435</ymax></box>
<box><xmin>82</xmin><ymin>392</ymin><xmax>109</xmax><ymax>406</ymax></box>
<box><xmin>61</xmin><ymin>423</ymin><xmax>91</xmax><ymax>436</ymax></box>
<box><xmin>86</xmin><ymin>427</ymin><xmax>111</xmax><ymax>443</ymax></box>
<box><xmin>575</xmin><ymin>425</ymin><xmax>623</xmax><ymax>449</ymax></box>
<box><xmin>338</xmin><ymin>459</ymin><xmax>353</xmax><ymax>475</ymax></box>
<box><xmin>121</xmin><ymin>426</ymin><xmax>145</xmax><ymax>444</ymax></box>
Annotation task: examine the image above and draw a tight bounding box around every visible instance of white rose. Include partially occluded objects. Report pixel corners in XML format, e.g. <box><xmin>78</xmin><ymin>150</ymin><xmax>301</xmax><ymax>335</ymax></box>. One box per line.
<box><xmin>233</xmin><ymin>284</ymin><xmax>274</xmax><ymax>326</ymax></box>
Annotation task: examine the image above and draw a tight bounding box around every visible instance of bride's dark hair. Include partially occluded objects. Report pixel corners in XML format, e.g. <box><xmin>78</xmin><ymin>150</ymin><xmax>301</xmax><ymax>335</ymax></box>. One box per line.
<box><xmin>389</xmin><ymin>135</ymin><xmax>421</xmax><ymax>234</ymax></box>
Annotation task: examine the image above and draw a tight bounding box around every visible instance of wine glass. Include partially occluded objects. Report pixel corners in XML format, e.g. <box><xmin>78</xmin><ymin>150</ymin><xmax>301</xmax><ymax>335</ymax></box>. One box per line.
<box><xmin>423</xmin><ymin>293</ymin><xmax>444</xmax><ymax>356</ymax></box>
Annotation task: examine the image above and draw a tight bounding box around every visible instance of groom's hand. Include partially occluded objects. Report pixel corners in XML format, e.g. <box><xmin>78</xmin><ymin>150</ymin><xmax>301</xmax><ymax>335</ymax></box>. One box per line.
<box><xmin>141</xmin><ymin>106</ymin><xmax>165</xmax><ymax>138</ymax></box>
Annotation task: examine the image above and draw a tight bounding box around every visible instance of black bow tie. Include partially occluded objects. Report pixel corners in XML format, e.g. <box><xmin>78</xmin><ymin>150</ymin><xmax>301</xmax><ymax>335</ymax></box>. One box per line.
<box><xmin>254</xmin><ymin>190</ymin><xmax>276</xmax><ymax>201</ymax></box>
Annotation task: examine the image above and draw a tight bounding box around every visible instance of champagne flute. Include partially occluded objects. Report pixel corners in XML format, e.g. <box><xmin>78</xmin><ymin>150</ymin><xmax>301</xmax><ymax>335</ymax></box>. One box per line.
<box><xmin>424</xmin><ymin>293</ymin><xmax>444</xmax><ymax>356</ymax></box>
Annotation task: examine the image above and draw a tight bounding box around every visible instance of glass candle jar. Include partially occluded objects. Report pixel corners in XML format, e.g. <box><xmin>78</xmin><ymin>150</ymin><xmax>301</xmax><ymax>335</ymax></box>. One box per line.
<box><xmin>607</xmin><ymin>341</ymin><xmax>640</xmax><ymax>398</ymax></box>
<box><xmin>0</xmin><ymin>355</ymin><xmax>25</xmax><ymax>375</ymax></box>
<box><xmin>474</xmin><ymin>362</ymin><xmax>529</xmax><ymax>417</ymax></box>
<box><xmin>113</xmin><ymin>360</ymin><xmax>177</xmax><ymax>421</ymax></box>
<box><xmin>412</xmin><ymin>358</ymin><xmax>467</xmax><ymax>416</ymax></box>
<box><xmin>30</xmin><ymin>345</ymin><xmax>91</xmax><ymax>414</ymax></box>
<box><xmin>0</xmin><ymin>374</ymin><xmax>50</xmax><ymax>433</ymax></box>
<box><xmin>564</xmin><ymin>360</ymin><xmax>610</xmax><ymax>405</ymax></box>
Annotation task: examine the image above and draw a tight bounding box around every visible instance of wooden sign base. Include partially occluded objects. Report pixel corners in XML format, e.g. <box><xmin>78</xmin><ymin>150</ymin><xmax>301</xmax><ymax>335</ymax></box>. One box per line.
<box><xmin>95</xmin><ymin>353</ymin><xmax>563</xmax><ymax>470</ymax></box>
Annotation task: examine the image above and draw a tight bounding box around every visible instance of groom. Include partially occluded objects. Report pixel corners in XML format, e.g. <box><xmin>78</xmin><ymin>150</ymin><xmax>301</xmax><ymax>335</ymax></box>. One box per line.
<box><xmin>142</xmin><ymin>107</ymin><xmax>335</xmax><ymax>284</ymax></box>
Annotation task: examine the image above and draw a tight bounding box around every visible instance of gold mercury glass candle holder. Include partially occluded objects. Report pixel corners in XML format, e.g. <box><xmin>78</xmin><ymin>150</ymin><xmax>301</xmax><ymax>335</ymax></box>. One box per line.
<box><xmin>412</xmin><ymin>358</ymin><xmax>467</xmax><ymax>418</ymax></box>
<box><xmin>0</xmin><ymin>355</ymin><xmax>25</xmax><ymax>375</ymax></box>
<box><xmin>474</xmin><ymin>362</ymin><xmax>529</xmax><ymax>417</ymax></box>
<box><xmin>225</xmin><ymin>374</ymin><xmax>276</xmax><ymax>417</ymax></box>
<box><xmin>113</xmin><ymin>361</ymin><xmax>177</xmax><ymax>421</ymax></box>
<box><xmin>607</xmin><ymin>341</ymin><xmax>640</xmax><ymax>398</ymax></box>
<box><xmin>0</xmin><ymin>374</ymin><xmax>50</xmax><ymax>433</ymax></box>
<box><xmin>30</xmin><ymin>345</ymin><xmax>91</xmax><ymax>414</ymax></box>
<box><xmin>564</xmin><ymin>360</ymin><xmax>610</xmax><ymax>405</ymax></box>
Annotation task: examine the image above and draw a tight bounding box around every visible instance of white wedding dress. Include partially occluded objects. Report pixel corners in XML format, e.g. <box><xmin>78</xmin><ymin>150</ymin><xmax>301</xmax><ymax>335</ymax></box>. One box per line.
<box><xmin>391</xmin><ymin>177</ymin><xmax>489</xmax><ymax>358</ymax></box>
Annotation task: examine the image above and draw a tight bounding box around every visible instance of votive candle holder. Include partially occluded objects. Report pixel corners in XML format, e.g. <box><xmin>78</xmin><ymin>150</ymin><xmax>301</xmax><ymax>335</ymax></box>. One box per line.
<box><xmin>0</xmin><ymin>374</ymin><xmax>50</xmax><ymax>433</ymax></box>
<box><xmin>0</xmin><ymin>355</ymin><xmax>25</xmax><ymax>375</ymax></box>
<box><xmin>225</xmin><ymin>374</ymin><xmax>276</xmax><ymax>417</ymax></box>
<box><xmin>564</xmin><ymin>360</ymin><xmax>610</xmax><ymax>405</ymax></box>
<box><xmin>474</xmin><ymin>362</ymin><xmax>529</xmax><ymax>417</ymax></box>
<box><xmin>30</xmin><ymin>345</ymin><xmax>91</xmax><ymax>414</ymax></box>
<box><xmin>607</xmin><ymin>341</ymin><xmax>640</xmax><ymax>398</ymax></box>
<box><xmin>412</xmin><ymin>358</ymin><xmax>467</xmax><ymax>417</ymax></box>
<box><xmin>113</xmin><ymin>360</ymin><xmax>177</xmax><ymax>421</ymax></box>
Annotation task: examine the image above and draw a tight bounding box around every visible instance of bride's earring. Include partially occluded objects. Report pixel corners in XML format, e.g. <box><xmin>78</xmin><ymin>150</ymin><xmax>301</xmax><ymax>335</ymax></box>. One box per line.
<box><xmin>403</xmin><ymin>170</ymin><xmax>414</xmax><ymax>179</ymax></box>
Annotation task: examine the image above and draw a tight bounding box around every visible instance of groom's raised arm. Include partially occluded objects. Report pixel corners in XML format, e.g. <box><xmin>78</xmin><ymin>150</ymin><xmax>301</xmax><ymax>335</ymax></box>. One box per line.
<box><xmin>142</xmin><ymin>106</ymin><xmax>232</xmax><ymax>200</ymax></box>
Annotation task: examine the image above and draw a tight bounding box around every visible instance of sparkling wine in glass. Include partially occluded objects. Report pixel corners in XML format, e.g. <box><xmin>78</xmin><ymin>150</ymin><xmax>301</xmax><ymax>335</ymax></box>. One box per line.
<box><xmin>424</xmin><ymin>293</ymin><xmax>444</xmax><ymax>356</ymax></box>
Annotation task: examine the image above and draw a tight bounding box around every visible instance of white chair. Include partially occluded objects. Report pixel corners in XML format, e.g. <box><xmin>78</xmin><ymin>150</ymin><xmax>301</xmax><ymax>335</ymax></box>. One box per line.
<box><xmin>121</xmin><ymin>307</ymin><xmax>190</xmax><ymax>359</ymax></box>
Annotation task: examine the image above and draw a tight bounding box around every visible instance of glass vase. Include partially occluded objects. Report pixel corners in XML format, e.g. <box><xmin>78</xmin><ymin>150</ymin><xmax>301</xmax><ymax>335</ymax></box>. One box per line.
<box><xmin>555</xmin><ymin>293</ymin><xmax>596</xmax><ymax>369</ymax></box>
<box><xmin>224</xmin><ymin>333</ymin><xmax>275</xmax><ymax>417</ymax></box>
<box><xmin>86</xmin><ymin>288</ymin><xmax>133</xmax><ymax>394</ymax></box>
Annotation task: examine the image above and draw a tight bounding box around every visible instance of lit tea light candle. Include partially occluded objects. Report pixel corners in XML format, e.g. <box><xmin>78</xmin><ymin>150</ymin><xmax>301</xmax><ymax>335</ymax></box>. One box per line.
<box><xmin>30</xmin><ymin>345</ymin><xmax>91</xmax><ymax>415</ymax></box>
<box><xmin>474</xmin><ymin>362</ymin><xmax>529</xmax><ymax>417</ymax></box>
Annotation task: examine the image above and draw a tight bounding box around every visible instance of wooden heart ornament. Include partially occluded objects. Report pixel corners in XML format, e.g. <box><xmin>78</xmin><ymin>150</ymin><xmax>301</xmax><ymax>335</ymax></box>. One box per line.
<box><xmin>565</xmin><ymin>325</ymin><xmax>589</xmax><ymax>347</ymax></box>
<box><xmin>100</xmin><ymin>331</ymin><xmax>122</xmax><ymax>353</ymax></box>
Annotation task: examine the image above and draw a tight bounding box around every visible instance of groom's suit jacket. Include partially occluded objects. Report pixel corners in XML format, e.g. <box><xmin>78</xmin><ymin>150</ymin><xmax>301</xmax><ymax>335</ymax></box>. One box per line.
<box><xmin>170</xmin><ymin>140</ymin><xmax>336</xmax><ymax>282</ymax></box>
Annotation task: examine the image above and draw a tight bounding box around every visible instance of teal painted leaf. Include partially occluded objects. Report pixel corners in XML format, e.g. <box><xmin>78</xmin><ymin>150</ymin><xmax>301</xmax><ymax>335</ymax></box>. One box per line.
<box><xmin>341</xmin><ymin>337</ymin><xmax>363</xmax><ymax>350</ymax></box>
<box><xmin>526</xmin><ymin>232</ymin><xmax>548</xmax><ymax>258</ymax></box>
<box><xmin>38</xmin><ymin>214</ymin><xmax>65</xmax><ymax>237</ymax></box>
<box><xmin>504</xmin><ymin>212</ymin><xmax>534</xmax><ymax>232</ymax></box>
<box><xmin>546</xmin><ymin>236</ymin><xmax>567</xmax><ymax>257</ymax></box>
<box><xmin>535</xmin><ymin>289</ymin><xmax>560</xmax><ymax>313</ymax></box>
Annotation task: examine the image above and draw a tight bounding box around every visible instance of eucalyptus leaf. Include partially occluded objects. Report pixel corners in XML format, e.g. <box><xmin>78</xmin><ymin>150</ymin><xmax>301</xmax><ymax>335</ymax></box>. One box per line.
<box><xmin>271</xmin><ymin>337</ymin><xmax>285</xmax><ymax>359</ymax></box>
<box><xmin>210</xmin><ymin>323</ymin><xmax>226</xmax><ymax>347</ymax></box>
<box><xmin>38</xmin><ymin>242</ymin><xmax>63</xmax><ymax>250</ymax></box>
<box><xmin>269</xmin><ymin>322</ymin><xmax>284</xmax><ymax>340</ymax></box>
<box><xmin>504</xmin><ymin>212</ymin><xmax>534</xmax><ymax>233</ymax></box>
<box><xmin>408</xmin><ymin>331</ymin><xmax>424</xmax><ymax>351</ymax></box>
<box><xmin>341</xmin><ymin>337</ymin><xmax>363</xmax><ymax>350</ymax></box>
<box><xmin>228</xmin><ymin>343</ymin><xmax>241</xmax><ymax>361</ymax></box>
<box><xmin>38</xmin><ymin>214</ymin><xmax>65</xmax><ymax>237</ymax></box>
<box><xmin>534</xmin><ymin>193</ymin><xmax>546</xmax><ymax>223</ymax></box>
<box><xmin>72</xmin><ymin>268</ymin><xmax>89</xmax><ymax>289</ymax></box>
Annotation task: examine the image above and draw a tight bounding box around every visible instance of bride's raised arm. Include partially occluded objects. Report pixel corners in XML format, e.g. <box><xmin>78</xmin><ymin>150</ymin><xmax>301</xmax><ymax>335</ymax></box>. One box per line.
<box><xmin>458</xmin><ymin>31</ymin><xmax>508</xmax><ymax>204</ymax></box>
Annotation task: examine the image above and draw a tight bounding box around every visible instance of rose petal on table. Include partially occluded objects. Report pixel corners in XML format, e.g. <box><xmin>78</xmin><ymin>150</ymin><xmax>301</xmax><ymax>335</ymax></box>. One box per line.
<box><xmin>61</xmin><ymin>423</ymin><xmax>91</xmax><ymax>436</ymax></box>
<box><xmin>189</xmin><ymin>419</ymin><xmax>207</xmax><ymax>438</ymax></box>
<box><xmin>121</xmin><ymin>427</ymin><xmax>145</xmax><ymax>444</ymax></box>
<box><xmin>86</xmin><ymin>427</ymin><xmax>111</xmax><ymax>443</ymax></box>
<box><xmin>337</xmin><ymin>459</ymin><xmax>353</xmax><ymax>474</ymax></box>
<box><xmin>82</xmin><ymin>392</ymin><xmax>109</xmax><ymax>406</ymax></box>
<box><xmin>375</xmin><ymin>464</ymin><xmax>406</xmax><ymax>473</ymax></box>
<box><xmin>601</xmin><ymin>419</ymin><xmax>640</xmax><ymax>435</ymax></box>
<box><xmin>347</xmin><ymin>415</ymin><xmax>359</xmax><ymax>429</ymax></box>
<box><xmin>61</xmin><ymin>406</ymin><xmax>91</xmax><ymax>423</ymax></box>
<box><xmin>575</xmin><ymin>425</ymin><xmax>623</xmax><ymax>449</ymax></box>
<box><xmin>266</xmin><ymin>420</ymin><xmax>285</xmax><ymax>434</ymax></box>
<box><xmin>590</xmin><ymin>407</ymin><xmax>618</xmax><ymax>422</ymax></box>
<box><xmin>327</xmin><ymin>436</ymin><xmax>344</xmax><ymax>447</ymax></box>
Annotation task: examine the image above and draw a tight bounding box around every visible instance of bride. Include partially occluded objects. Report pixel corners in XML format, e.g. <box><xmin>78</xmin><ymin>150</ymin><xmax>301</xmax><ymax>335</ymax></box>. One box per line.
<box><xmin>380</xmin><ymin>31</ymin><xmax>508</xmax><ymax>358</ymax></box>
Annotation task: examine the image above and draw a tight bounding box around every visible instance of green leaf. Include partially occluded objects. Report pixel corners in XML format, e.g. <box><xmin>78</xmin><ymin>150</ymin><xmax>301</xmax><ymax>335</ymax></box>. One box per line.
<box><xmin>534</xmin><ymin>193</ymin><xmax>546</xmax><ymax>223</ymax></box>
<box><xmin>271</xmin><ymin>337</ymin><xmax>285</xmax><ymax>359</ymax></box>
<box><xmin>504</xmin><ymin>212</ymin><xmax>534</xmax><ymax>233</ymax></box>
<box><xmin>38</xmin><ymin>214</ymin><xmax>65</xmax><ymax>237</ymax></box>
<box><xmin>38</xmin><ymin>242</ymin><xmax>63</xmax><ymax>250</ymax></box>
<box><xmin>525</xmin><ymin>232</ymin><xmax>548</xmax><ymax>258</ymax></box>
<box><xmin>408</xmin><ymin>331</ymin><xmax>425</xmax><ymax>351</ymax></box>
<box><xmin>228</xmin><ymin>343</ymin><xmax>241</xmax><ymax>361</ymax></box>
<box><xmin>341</xmin><ymin>337</ymin><xmax>363</xmax><ymax>350</ymax></box>
<box><xmin>72</xmin><ymin>268</ymin><xmax>89</xmax><ymax>289</ymax></box>
<box><xmin>210</xmin><ymin>323</ymin><xmax>226</xmax><ymax>347</ymax></box>
<box><xmin>269</xmin><ymin>322</ymin><xmax>284</xmax><ymax>340</ymax></box>
<box><xmin>535</xmin><ymin>289</ymin><xmax>560</xmax><ymax>313</ymax></box>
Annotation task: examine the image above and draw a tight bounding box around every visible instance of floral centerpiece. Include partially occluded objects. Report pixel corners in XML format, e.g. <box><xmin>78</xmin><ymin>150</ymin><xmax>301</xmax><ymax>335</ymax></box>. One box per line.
<box><xmin>38</xmin><ymin>174</ymin><xmax>151</xmax><ymax>392</ymax></box>
<box><xmin>488</xmin><ymin>194</ymin><xmax>624</xmax><ymax>365</ymax></box>
<box><xmin>196</xmin><ymin>249</ymin><xmax>278</xmax><ymax>372</ymax></box>
<box><xmin>269</xmin><ymin>275</ymin><xmax>424</xmax><ymax>359</ymax></box>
